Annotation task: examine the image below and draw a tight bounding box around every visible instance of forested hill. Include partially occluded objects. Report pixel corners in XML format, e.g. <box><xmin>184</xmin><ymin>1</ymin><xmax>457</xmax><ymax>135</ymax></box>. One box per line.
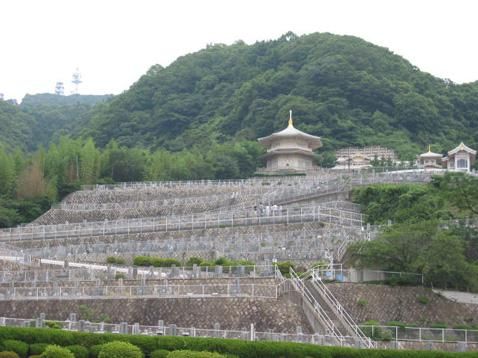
<box><xmin>84</xmin><ymin>32</ymin><xmax>478</xmax><ymax>159</ymax></box>
<box><xmin>0</xmin><ymin>94</ymin><xmax>110</xmax><ymax>151</ymax></box>
<box><xmin>0</xmin><ymin>100</ymin><xmax>34</xmax><ymax>150</ymax></box>
<box><xmin>20</xmin><ymin>93</ymin><xmax>111</xmax><ymax>150</ymax></box>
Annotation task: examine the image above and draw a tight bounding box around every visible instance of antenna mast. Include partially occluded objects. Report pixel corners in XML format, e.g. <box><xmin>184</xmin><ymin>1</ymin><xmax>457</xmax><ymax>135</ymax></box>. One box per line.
<box><xmin>71</xmin><ymin>68</ymin><xmax>82</xmax><ymax>94</ymax></box>
<box><xmin>55</xmin><ymin>82</ymin><xmax>64</xmax><ymax>96</ymax></box>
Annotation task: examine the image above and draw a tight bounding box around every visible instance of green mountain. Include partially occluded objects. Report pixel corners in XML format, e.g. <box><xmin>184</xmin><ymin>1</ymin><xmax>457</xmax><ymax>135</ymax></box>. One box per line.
<box><xmin>0</xmin><ymin>100</ymin><xmax>34</xmax><ymax>150</ymax></box>
<box><xmin>84</xmin><ymin>32</ymin><xmax>478</xmax><ymax>159</ymax></box>
<box><xmin>0</xmin><ymin>94</ymin><xmax>110</xmax><ymax>151</ymax></box>
<box><xmin>20</xmin><ymin>93</ymin><xmax>111</xmax><ymax>150</ymax></box>
<box><xmin>1</xmin><ymin>32</ymin><xmax>478</xmax><ymax>158</ymax></box>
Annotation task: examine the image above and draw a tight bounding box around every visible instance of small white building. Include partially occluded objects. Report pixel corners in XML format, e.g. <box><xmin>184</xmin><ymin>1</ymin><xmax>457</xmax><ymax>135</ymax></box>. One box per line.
<box><xmin>258</xmin><ymin>111</ymin><xmax>322</xmax><ymax>173</ymax></box>
<box><xmin>417</xmin><ymin>146</ymin><xmax>443</xmax><ymax>170</ymax></box>
<box><xmin>443</xmin><ymin>142</ymin><xmax>476</xmax><ymax>172</ymax></box>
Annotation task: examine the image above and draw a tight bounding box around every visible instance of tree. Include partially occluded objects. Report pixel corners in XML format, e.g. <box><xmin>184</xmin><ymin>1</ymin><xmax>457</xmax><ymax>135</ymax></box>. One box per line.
<box><xmin>419</xmin><ymin>231</ymin><xmax>477</xmax><ymax>290</ymax></box>
<box><xmin>436</xmin><ymin>172</ymin><xmax>478</xmax><ymax>215</ymax></box>
<box><xmin>80</xmin><ymin>138</ymin><xmax>100</xmax><ymax>184</ymax></box>
<box><xmin>350</xmin><ymin>221</ymin><xmax>437</xmax><ymax>272</ymax></box>
<box><xmin>15</xmin><ymin>157</ymin><xmax>48</xmax><ymax>200</ymax></box>
<box><xmin>0</xmin><ymin>147</ymin><xmax>15</xmax><ymax>196</ymax></box>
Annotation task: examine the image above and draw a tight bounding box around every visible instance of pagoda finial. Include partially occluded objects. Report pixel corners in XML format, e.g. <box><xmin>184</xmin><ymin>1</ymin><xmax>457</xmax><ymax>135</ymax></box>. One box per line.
<box><xmin>288</xmin><ymin>110</ymin><xmax>293</xmax><ymax>127</ymax></box>
<box><xmin>428</xmin><ymin>144</ymin><xmax>431</xmax><ymax>152</ymax></box>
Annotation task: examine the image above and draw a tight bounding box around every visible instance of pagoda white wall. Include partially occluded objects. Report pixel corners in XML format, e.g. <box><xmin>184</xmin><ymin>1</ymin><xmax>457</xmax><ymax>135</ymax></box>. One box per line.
<box><xmin>266</xmin><ymin>153</ymin><xmax>314</xmax><ymax>171</ymax></box>
<box><xmin>269</xmin><ymin>138</ymin><xmax>311</xmax><ymax>152</ymax></box>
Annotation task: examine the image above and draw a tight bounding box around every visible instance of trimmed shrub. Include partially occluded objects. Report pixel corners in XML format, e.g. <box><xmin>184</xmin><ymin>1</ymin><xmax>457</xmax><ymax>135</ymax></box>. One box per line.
<box><xmin>66</xmin><ymin>345</ymin><xmax>89</xmax><ymax>358</ymax></box>
<box><xmin>44</xmin><ymin>321</ymin><xmax>62</xmax><ymax>329</ymax></box>
<box><xmin>98</xmin><ymin>341</ymin><xmax>143</xmax><ymax>358</ymax></box>
<box><xmin>0</xmin><ymin>327</ymin><xmax>474</xmax><ymax>358</ymax></box>
<box><xmin>106</xmin><ymin>257</ymin><xmax>126</xmax><ymax>265</ymax></box>
<box><xmin>1</xmin><ymin>340</ymin><xmax>28</xmax><ymax>358</ymax></box>
<box><xmin>151</xmin><ymin>350</ymin><xmax>170</xmax><ymax>358</ymax></box>
<box><xmin>88</xmin><ymin>344</ymin><xmax>105</xmax><ymax>358</ymax></box>
<box><xmin>0</xmin><ymin>352</ymin><xmax>20</xmax><ymax>358</ymax></box>
<box><xmin>166</xmin><ymin>351</ymin><xmax>227</xmax><ymax>358</ymax></box>
<box><xmin>185</xmin><ymin>257</ymin><xmax>203</xmax><ymax>266</ymax></box>
<box><xmin>29</xmin><ymin>343</ymin><xmax>49</xmax><ymax>355</ymax></box>
<box><xmin>41</xmin><ymin>345</ymin><xmax>75</xmax><ymax>358</ymax></box>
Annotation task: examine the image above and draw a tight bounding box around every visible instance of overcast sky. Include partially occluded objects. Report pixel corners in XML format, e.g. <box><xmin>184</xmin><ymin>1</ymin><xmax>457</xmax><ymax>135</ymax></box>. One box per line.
<box><xmin>1</xmin><ymin>0</ymin><xmax>477</xmax><ymax>101</ymax></box>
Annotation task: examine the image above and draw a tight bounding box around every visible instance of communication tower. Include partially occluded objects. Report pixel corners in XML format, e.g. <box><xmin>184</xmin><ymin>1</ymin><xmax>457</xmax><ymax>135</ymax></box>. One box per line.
<box><xmin>55</xmin><ymin>82</ymin><xmax>65</xmax><ymax>96</ymax></box>
<box><xmin>71</xmin><ymin>68</ymin><xmax>82</xmax><ymax>94</ymax></box>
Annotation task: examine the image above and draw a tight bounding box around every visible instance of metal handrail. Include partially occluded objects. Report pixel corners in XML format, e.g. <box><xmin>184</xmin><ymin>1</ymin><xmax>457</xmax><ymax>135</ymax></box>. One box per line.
<box><xmin>288</xmin><ymin>267</ymin><xmax>343</xmax><ymax>345</ymax></box>
<box><xmin>309</xmin><ymin>270</ymin><xmax>374</xmax><ymax>348</ymax></box>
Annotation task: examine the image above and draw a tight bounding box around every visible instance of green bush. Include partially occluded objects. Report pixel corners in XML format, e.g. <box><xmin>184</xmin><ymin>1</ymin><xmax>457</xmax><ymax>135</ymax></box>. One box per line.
<box><xmin>150</xmin><ymin>350</ymin><xmax>170</xmax><ymax>358</ymax></box>
<box><xmin>41</xmin><ymin>345</ymin><xmax>75</xmax><ymax>358</ymax></box>
<box><xmin>65</xmin><ymin>345</ymin><xmax>89</xmax><ymax>358</ymax></box>
<box><xmin>166</xmin><ymin>351</ymin><xmax>227</xmax><ymax>358</ymax></box>
<box><xmin>276</xmin><ymin>261</ymin><xmax>294</xmax><ymax>277</ymax></box>
<box><xmin>186</xmin><ymin>257</ymin><xmax>204</xmax><ymax>266</ymax></box>
<box><xmin>29</xmin><ymin>343</ymin><xmax>49</xmax><ymax>355</ymax></box>
<box><xmin>98</xmin><ymin>341</ymin><xmax>143</xmax><ymax>358</ymax></box>
<box><xmin>44</xmin><ymin>321</ymin><xmax>62</xmax><ymax>329</ymax></box>
<box><xmin>106</xmin><ymin>257</ymin><xmax>126</xmax><ymax>265</ymax></box>
<box><xmin>88</xmin><ymin>344</ymin><xmax>105</xmax><ymax>358</ymax></box>
<box><xmin>133</xmin><ymin>256</ymin><xmax>152</xmax><ymax>266</ymax></box>
<box><xmin>0</xmin><ymin>326</ymin><xmax>474</xmax><ymax>358</ymax></box>
<box><xmin>0</xmin><ymin>352</ymin><xmax>20</xmax><ymax>358</ymax></box>
<box><xmin>1</xmin><ymin>340</ymin><xmax>28</xmax><ymax>358</ymax></box>
<box><xmin>133</xmin><ymin>256</ymin><xmax>180</xmax><ymax>268</ymax></box>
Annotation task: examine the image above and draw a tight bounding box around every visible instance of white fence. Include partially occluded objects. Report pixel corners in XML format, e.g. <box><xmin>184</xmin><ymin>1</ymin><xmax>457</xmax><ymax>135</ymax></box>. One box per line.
<box><xmin>360</xmin><ymin>324</ymin><xmax>478</xmax><ymax>344</ymax></box>
<box><xmin>0</xmin><ymin>205</ymin><xmax>364</xmax><ymax>242</ymax></box>
<box><xmin>312</xmin><ymin>264</ymin><xmax>424</xmax><ymax>285</ymax></box>
<box><xmin>0</xmin><ymin>283</ymin><xmax>280</xmax><ymax>301</ymax></box>
<box><xmin>0</xmin><ymin>316</ymin><xmax>358</xmax><ymax>347</ymax></box>
<box><xmin>0</xmin><ymin>264</ymin><xmax>278</xmax><ymax>283</ymax></box>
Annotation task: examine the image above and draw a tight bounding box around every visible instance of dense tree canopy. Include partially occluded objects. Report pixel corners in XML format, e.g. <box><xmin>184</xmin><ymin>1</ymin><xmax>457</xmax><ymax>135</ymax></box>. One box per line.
<box><xmin>81</xmin><ymin>32</ymin><xmax>478</xmax><ymax>159</ymax></box>
<box><xmin>350</xmin><ymin>174</ymin><xmax>478</xmax><ymax>291</ymax></box>
<box><xmin>0</xmin><ymin>136</ymin><xmax>263</xmax><ymax>228</ymax></box>
<box><xmin>1</xmin><ymin>32</ymin><xmax>477</xmax><ymax>160</ymax></box>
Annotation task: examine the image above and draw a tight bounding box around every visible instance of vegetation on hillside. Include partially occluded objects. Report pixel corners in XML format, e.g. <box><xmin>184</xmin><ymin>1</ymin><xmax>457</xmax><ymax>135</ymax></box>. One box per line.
<box><xmin>0</xmin><ymin>136</ymin><xmax>262</xmax><ymax>228</ymax></box>
<box><xmin>350</xmin><ymin>173</ymin><xmax>478</xmax><ymax>291</ymax></box>
<box><xmin>20</xmin><ymin>94</ymin><xmax>110</xmax><ymax>150</ymax></box>
<box><xmin>2</xmin><ymin>32</ymin><xmax>478</xmax><ymax>160</ymax></box>
<box><xmin>0</xmin><ymin>326</ymin><xmax>475</xmax><ymax>357</ymax></box>
<box><xmin>84</xmin><ymin>32</ymin><xmax>478</xmax><ymax>159</ymax></box>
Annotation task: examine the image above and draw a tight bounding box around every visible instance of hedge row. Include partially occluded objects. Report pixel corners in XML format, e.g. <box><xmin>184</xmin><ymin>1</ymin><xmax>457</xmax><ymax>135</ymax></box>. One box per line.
<box><xmin>133</xmin><ymin>257</ymin><xmax>181</xmax><ymax>267</ymax></box>
<box><xmin>132</xmin><ymin>256</ymin><xmax>254</xmax><ymax>268</ymax></box>
<box><xmin>0</xmin><ymin>327</ymin><xmax>476</xmax><ymax>358</ymax></box>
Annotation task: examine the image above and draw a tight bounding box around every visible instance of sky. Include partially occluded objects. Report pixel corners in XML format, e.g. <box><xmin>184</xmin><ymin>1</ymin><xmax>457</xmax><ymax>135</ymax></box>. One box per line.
<box><xmin>1</xmin><ymin>0</ymin><xmax>477</xmax><ymax>101</ymax></box>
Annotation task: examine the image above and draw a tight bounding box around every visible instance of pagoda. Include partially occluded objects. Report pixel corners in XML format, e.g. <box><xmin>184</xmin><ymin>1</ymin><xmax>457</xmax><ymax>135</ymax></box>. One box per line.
<box><xmin>258</xmin><ymin>111</ymin><xmax>322</xmax><ymax>173</ymax></box>
<box><xmin>417</xmin><ymin>145</ymin><xmax>442</xmax><ymax>169</ymax></box>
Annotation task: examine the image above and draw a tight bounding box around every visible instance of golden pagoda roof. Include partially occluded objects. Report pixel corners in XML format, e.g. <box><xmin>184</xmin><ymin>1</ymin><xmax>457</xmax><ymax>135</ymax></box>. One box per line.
<box><xmin>258</xmin><ymin>110</ymin><xmax>322</xmax><ymax>150</ymax></box>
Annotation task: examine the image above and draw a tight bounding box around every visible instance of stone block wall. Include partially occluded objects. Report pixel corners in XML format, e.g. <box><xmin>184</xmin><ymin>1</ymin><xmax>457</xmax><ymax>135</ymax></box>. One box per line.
<box><xmin>0</xmin><ymin>296</ymin><xmax>311</xmax><ymax>333</ymax></box>
<box><xmin>328</xmin><ymin>283</ymin><xmax>478</xmax><ymax>326</ymax></box>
